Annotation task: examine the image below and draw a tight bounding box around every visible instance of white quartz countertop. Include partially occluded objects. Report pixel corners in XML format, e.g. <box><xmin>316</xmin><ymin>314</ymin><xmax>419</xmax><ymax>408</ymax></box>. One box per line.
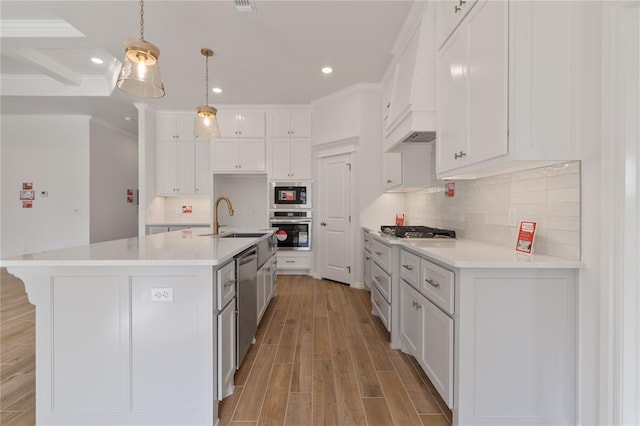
<box><xmin>368</xmin><ymin>230</ymin><xmax>583</xmax><ymax>269</ymax></box>
<box><xmin>0</xmin><ymin>228</ymin><xmax>275</xmax><ymax>267</ymax></box>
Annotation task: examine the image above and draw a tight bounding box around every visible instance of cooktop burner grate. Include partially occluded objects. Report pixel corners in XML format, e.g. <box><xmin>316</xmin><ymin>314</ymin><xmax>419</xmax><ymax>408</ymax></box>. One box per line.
<box><xmin>380</xmin><ymin>225</ymin><xmax>456</xmax><ymax>239</ymax></box>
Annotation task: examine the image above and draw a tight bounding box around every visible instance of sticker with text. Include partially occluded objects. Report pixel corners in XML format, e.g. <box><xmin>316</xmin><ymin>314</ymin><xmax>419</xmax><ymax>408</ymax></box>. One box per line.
<box><xmin>20</xmin><ymin>190</ymin><xmax>35</xmax><ymax>200</ymax></box>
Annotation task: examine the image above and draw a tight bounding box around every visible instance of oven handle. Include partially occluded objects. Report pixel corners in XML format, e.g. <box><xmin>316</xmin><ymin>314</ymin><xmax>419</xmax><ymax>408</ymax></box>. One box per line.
<box><xmin>269</xmin><ymin>219</ymin><xmax>312</xmax><ymax>224</ymax></box>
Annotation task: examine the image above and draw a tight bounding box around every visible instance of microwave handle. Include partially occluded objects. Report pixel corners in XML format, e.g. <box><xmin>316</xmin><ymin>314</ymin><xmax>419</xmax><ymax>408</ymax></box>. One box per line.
<box><xmin>269</xmin><ymin>219</ymin><xmax>312</xmax><ymax>224</ymax></box>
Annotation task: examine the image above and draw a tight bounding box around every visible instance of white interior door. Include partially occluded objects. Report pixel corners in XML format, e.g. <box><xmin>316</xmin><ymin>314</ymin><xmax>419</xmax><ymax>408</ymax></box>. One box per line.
<box><xmin>318</xmin><ymin>153</ymin><xmax>352</xmax><ymax>284</ymax></box>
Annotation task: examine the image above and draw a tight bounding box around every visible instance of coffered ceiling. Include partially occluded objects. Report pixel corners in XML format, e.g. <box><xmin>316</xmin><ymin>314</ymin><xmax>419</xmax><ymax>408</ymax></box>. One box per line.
<box><xmin>0</xmin><ymin>1</ymin><xmax>414</xmax><ymax>134</ymax></box>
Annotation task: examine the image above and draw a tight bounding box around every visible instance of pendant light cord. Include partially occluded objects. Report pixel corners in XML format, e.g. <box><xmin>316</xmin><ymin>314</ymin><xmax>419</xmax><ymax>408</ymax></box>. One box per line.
<box><xmin>139</xmin><ymin>0</ymin><xmax>145</xmax><ymax>40</ymax></box>
<box><xmin>205</xmin><ymin>54</ymin><xmax>209</xmax><ymax>106</ymax></box>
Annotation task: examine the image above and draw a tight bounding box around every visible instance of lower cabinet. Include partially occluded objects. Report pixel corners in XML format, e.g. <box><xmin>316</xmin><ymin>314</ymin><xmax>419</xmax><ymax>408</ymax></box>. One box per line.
<box><xmin>257</xmin><ymin>255</ymin><xmax>276</xmax><ymax>324</ymax></box>
<box><xmin>216</xmin><ymin>260</ymin><xmax>236</xmax><ymax>401</ymax></box>
<box><xmin>276</xmin><ymin>251</ymin><xmax>311</xmax><ymax>273</ymax></box>
<box><xmin>400</xmin><ymin>280</ymin><xmax>454</xmax><ymax>408</ymax></box>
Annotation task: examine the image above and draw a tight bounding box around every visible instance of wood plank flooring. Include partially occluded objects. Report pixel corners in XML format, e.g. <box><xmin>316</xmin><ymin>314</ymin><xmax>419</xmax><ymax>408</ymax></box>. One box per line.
<box><xmin>221</xmin><ymin>275</ymin><xmax>452</xmax><ymax>426</ymax></box>
<box><xmin>0</xmin><ymin>270</ymin><xmax>452</xmax><ymax>426</ymax></box>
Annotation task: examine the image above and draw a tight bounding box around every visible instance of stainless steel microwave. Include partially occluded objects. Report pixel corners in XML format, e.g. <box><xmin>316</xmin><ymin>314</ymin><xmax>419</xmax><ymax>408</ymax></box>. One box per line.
<box><xmin>270</xmin><ymin>182</ymin><xmax>311</xmax><ymax>209</ymax></box>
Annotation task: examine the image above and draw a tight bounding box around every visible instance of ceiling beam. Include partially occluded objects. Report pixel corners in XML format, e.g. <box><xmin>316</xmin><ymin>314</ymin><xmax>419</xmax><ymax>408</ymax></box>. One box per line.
<box><xmin>3</xmin><ymin>47</ymin><xmax>82</xmax><ymax>86</ymax></box>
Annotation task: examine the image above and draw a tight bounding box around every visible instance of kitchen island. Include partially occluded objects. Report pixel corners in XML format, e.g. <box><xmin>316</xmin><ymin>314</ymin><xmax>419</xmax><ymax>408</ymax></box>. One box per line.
<box><xmin>1</xmin><ymin>228</ymin><xmax>270</xmax><ymax>426</ymax></box>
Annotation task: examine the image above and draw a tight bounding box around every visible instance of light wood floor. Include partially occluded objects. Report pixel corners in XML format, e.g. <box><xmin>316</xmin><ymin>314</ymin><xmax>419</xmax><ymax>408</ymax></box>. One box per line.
<box><xmin>221</xmin><ymin>275</ymin><xmax>452</xmax><ymax>426</ymax></box>
<box><xmin>0</xmin><ymin>270</ymin><xmax>451</xmax><ymax>426</ymax></box>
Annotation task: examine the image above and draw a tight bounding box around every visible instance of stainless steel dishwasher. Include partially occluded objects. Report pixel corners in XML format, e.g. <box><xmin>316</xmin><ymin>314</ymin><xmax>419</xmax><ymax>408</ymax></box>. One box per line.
<box><xmin>235</xmin><ymin>246</ymin><xmax>258</xmax><ymax>368</ymax></box>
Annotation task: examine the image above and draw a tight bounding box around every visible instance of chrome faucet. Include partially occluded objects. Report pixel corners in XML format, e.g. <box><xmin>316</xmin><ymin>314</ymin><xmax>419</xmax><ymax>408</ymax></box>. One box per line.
<box><xmin>213</xmin><ymin>196</ymin><xmax>235</xmax><ymax>235</ymax></box>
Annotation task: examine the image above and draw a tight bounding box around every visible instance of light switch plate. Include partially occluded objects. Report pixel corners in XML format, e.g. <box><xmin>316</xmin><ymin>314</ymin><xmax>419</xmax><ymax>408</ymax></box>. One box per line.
<box><xmin>151</xmin><ymin>288</ymin><xmax>174</xmax><ymax>302</ymax></box>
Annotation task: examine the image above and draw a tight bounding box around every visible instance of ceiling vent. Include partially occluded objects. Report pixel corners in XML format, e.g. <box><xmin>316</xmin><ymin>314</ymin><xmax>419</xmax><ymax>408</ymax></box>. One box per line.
<box><xmin>234</xmin><ymin>0</ymin><xmax>255</xmax><ymax>13</ymax></box>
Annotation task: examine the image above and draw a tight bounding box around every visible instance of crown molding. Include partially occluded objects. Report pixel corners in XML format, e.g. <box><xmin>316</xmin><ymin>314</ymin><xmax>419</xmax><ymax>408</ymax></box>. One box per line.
<box><xmin>0</xmin><ymin>19</ymin><xmax>85</xmax><ymax>38</ymax></box>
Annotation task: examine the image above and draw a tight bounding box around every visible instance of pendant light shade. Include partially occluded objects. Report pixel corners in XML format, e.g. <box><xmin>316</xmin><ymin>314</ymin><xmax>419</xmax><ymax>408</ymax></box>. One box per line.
<box><xmin>194</xmin><ymin>48</ymin><xmax>221</xmax><ymax>140</ymax></box>
<box><xmin>116</xmin><ymin>0</ymin><xmax>165</xmax><ymax>98</ymax></box>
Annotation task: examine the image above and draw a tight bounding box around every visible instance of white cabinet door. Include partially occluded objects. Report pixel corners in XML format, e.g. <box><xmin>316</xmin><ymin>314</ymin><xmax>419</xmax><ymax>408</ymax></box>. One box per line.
<box><xmin>217</xmin><ymin>300</ymin><xmax>235</xmax><ymax>401</ymax></box>
<box><xmin>271</xmin><ymin>111</ymin><xmax>292</xmax><ymax>137</ymax></box>
<box><xmin>290</xmin><ymin>111</ymin><xmax>312</xmax><ymax>137</ymax></box>
<box><xmin>238</xmin><ymin>111</ymin><xmax>265</xmax><ymax>138</ymax></box>
<box><xmin>238</xmin><ymin>139</ymin><xmax>265</xmax><ymax>171</ymax></box>
<box><xmin>211</xmin><ymin>138</ymin><xmax>239</xmax><ymax>172</ymax></box>
<box><xmin>270</xmin><ymin>138</ymin><xmax>292</xmax><ymax>179</ymax></box>
<box><xmin>437</xmin><ymin>22</ymin><xmax>469</xmax><ymax>173</ymax></box>
<box><xmin>383</xmin><ymin>152</ymin><xmax>403</xmax><ymax>189</ymax></box>
<box><xmin>157</xmin><ymin>115</ymin><xmax>178</xmax><ymax>141</ymax></box>
<box><xmin>216</xmin><ymin>111</ymin><xmax>239</xmax><ymax>138</ymax></box>
<box><xmin>466</xmin><ymin>0</ymin><xmax>508</xmax><ymax>165</ymax></box>
<box><xmin>420</xmin><ymin>296</ymin><xmax>454</xmax><ymax>408</ymax></box>
<box><xmin>257</xmin><ymin>263</ymin><xmax>266</xmax><ymax>323</ymax></box>
<box><xmin>388</xmin><ymin>24</ymin><xmax>420</xmax><ymax>128</ymax></box>
<box><xmin>363</xmin><ymin>250</ymin><xmax>372</xmax><ymax>289</ymax></box>
<box><xmin>175</xmin><ymin>142</ymin><xmax>195</xmax><ymax>194</ymax></box>
<box><xmin>290</xmin><ymin>138</ymin><xmax>311</xmax><ymax>180</ymax></box>
<box><xmin>157</xmin><ymin>141</ymin><xmax>178</xmax><ymax>194</ymax></box>
<box><xmin>195</xmin><ymin>141</ymin><xmax>211</xmax><ymax>194</ymax></box>
<box><xmin>437</xmin><ymin>0</ymin><xmax>478</xmax><ymax>49</ymax></box>
<box><xmin>175</xmin><ymin>114</ymin><xmax>195</xmax><ymax>141</ymax></box>
<box><xmin>400</xmin><ymin>280</ymin><xmax>422</xmax><ymax>357</ymax></box>
<box><xmin>157</xmin><ymin>113</ymin><xmax>195</xmax><ymax>141</ymax></box>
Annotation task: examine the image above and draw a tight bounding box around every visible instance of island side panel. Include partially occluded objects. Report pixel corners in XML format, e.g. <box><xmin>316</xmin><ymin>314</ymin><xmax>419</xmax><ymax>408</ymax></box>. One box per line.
<box><xmin>8</xmin><ymin>265</ymin><xmax>216</xmax><ymax>426</ymax></box>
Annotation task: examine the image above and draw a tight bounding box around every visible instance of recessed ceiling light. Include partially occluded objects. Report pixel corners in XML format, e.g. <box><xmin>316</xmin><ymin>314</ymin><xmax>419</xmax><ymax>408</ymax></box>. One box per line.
<box><xmin>212</xmin><ymin>87</ymin><xmax>223</xmax><ymax>94</ymax></box>
<box><xmin>91</xmin><ymin>57</ymin><xmax>104</xmax><ymax>64</ymax></box>
<box><xmin>322</xmin><ymin>67</ymin><xmax>333</xmax><ymax>74</ymax></box>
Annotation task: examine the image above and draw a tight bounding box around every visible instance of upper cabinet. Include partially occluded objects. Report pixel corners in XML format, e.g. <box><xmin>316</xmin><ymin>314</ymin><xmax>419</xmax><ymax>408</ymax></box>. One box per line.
<box><xmin>436</xmin><ymin>0</ymin><xmax>582</xmax><ymax>179</ymax></box>
<box><xmin>270</xmin><ymin>110</ymin><xmax>312</xmax><ymax>138</ymax></box>
<box><xmin>157</xmin><ymin>113</ymin><xmax>195</xmax><ymax>141</ymax></box>
<box><xmin>437</xmin><ymin>0</ymin><xmax>479</xmax><ymax>49</ymax></box>
<box><xmin>383</xmin><ymin>144</ymin><xmax>436</xmax><ymax>192</ymax></box>
<box><xmin>268</xmin><ymin>109</ymin><xmax>312</xmax><ymax>181</ymax></box>
<box><xmin>216</xmin><ymin>110</ymin><xmax>265</xmax><ymax>138</ymax></box>
<box><xmin>211</xmin><ymin>109</ymin><xmax>266</xmax><ymax>173</ymax></box>
<box><xmin>156</xmin><ymin>113</ymin><xmax>210</xmax><ymax>196</ymax></box>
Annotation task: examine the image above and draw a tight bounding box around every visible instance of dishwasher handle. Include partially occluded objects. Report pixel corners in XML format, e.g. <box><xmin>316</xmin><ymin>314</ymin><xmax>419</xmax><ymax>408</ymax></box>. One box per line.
<box><xmin>236</xmin><ymin>247</ymin><xmax>258</xmax><ymax>266</ymax></box>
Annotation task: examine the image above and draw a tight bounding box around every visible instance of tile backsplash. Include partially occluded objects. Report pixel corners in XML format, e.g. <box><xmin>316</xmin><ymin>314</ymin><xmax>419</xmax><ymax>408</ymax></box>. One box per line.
<box><xmin>405</xmin><ymin>161</ymin><xmax>581</xmax><ymax>260</ymax></box>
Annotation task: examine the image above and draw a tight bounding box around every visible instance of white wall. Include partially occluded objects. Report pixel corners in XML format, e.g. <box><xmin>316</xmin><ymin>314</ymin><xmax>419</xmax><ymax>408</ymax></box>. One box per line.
<box><xmin>312</xmin><ymin>86</ymin><xmax>362</xmax><ymax>146</ymax></box>
<box><xmin>212</xmin><ymin>174</ymin><xmax>269</xmax><ymax>229</ymax></box>
<box><xmin>89</xmin><ymin>120</ymin><xmax>138</xmax><ymax>243</ymax></box>
<box><xmin>1</xmin><ymin>115</ymin><xmax>90</xmax><ymax>257</ymax></box>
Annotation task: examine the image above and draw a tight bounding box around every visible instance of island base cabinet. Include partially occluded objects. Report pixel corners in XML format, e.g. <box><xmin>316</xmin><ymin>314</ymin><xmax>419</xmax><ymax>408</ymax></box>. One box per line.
<box><xmin>454</xmin><ymin>269</ymin><xmax>577</xmax><ymax>426</ymax></box>
<box><xmin>217</xmin><ymin>300</ymin><xmax>236</xmax><ymax>400</ymax></box>
<box><xmin>9</xmin><ymin>265</ymin><xmax>218</xmax><ymax>426</ymax></box>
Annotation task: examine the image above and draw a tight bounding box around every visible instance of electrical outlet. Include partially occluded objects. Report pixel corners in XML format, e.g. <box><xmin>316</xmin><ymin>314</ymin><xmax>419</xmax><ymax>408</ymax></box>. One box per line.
<box><xmin>508</xmin><ymin>209</ymin><xmax>517</xmax><ymax>227</ymax></box>
<box><xmin>151</xmin><ymin>288</ymin><xmax>174</xmax><ymax>302</ymax></box>
<box><xmin>40</xmin><ymin>191</ymin><xmax>48</xmax><ymax>197</ymax></box>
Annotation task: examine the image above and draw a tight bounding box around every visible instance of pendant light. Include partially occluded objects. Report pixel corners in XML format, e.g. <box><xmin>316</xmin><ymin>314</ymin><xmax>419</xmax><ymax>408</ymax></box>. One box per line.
<box><xmin>194</xmin><ymin>48</ymin><xmax>221</xmax><ymax>140</ymax></box>
<box><xmin>116</xmin><ymin>0</ymin><xmax>165</xmax><ymax>98</ymax></box>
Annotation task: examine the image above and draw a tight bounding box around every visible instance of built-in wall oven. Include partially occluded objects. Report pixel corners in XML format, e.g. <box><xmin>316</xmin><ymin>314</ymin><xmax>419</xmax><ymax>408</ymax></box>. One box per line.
<box><xmin>269</xmin><ymin>211</ymin><xmax>312</xmax><ymax>250</ymax></box>
<box><xmin>270</xmin><ymin>182</ymin><xmax>311</xmax><ymax>210</ymax></box>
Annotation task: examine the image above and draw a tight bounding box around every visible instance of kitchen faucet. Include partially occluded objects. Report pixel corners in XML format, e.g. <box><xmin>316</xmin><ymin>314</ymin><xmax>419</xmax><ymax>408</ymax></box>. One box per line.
<box><xmin>213</xmin><ymin>196</ymin><xmax>235</xmax><ymax>235</ymax></box>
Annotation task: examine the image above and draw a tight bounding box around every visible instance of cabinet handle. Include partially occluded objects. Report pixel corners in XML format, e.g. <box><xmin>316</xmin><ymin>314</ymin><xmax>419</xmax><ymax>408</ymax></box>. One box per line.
<box><xmin>375</xmin><ymin>251</ymin><xmax>384</xmax><ymax>256</ymax></box>
<box><xmin>402</xmin><ymin>264</ymin><xmax>414</xmax><ymax>271</ymax></box>
<box><xmin>425</xmin><ymin>278</ymin><xmax>440</xmax><ymax>288</ymax></box>
<box><xmin>386</xmin><ymin>102</ymin><xmax>391</xmax><ymax>109</ymax></box>
<box><xmin>454</xmin><ymin>151</ymin><xmax>467</xmax><ymax>159</ymax></box>
<box><xmin>454</xmin><ymin>4</ymin><xmax>461</xmax><ymax>12</ymax></box>
<box><xmin>285</xmin><ymin>260</ymin><xmax>296</xmax><ymax>263</ymax></box>
<box><xmin>387</xmin><ymin>179</ymin><xmax>393</xmax><ymax>184</ymax></box>
<box><xmin>224</xmin><ymin>279</ymin><xmax>236</xmax><ymax>289</ymax></box>
<box><xmin>365</xmin><ymin>256</ymin><xmax>371</xmax><ymax>260</ymax></box>
<box><xmin>459</xmin><ymin>0</ymin><xmax>466</xmax><ymax>5</ymax></box>
<box><xmin>265</xmin><ymin>267</ymin><xmax>271</xmax><ymax>272</ymax></box>
<box><xmin>321</xmin><ymin>222</ymin><xmax>327</xmax><ymax>226</ymax></box>
<box><xmin>374</xmin><ymin>276</ymin><xmax>383</xmax><ymax>282</ymax></box>
<box><xmin>374</xmin><ymin>300</ymin><xmax>382</xmax><ymax>308</ymax></box>
<box><xmin>415</xmin><ymin>301</ymin><xmax>422</xmax><ymax>309</ymax></box>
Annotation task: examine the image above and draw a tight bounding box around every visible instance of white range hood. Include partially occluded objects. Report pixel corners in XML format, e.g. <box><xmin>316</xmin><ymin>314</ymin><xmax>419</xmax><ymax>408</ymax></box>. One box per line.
<box><xmin>383</xmin><ymin>3</ymin><xmax>436</xmax><ymax>152</ymax></box>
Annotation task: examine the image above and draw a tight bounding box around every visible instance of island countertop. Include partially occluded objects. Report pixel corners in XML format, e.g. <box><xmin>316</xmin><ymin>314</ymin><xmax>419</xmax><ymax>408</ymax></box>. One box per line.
<box><xmin>0</xmin><ymin>228</ymin><xmax>274</xmax><ymax>267</ymax></box>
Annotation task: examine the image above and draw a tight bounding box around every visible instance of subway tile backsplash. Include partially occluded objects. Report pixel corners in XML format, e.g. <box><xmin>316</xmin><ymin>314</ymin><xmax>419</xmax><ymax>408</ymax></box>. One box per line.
<box><xmin>405</xmin><ymin>161</ymin><xmax>581</xmax><ymax>260</ymax></box>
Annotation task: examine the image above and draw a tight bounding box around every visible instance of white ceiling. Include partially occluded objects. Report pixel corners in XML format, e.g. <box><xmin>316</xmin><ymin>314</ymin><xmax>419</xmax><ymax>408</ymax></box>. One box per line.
<box><xmin>0</xmin><ymin>0</ymin><xmax>414</xmax><ymax>134</ymax></box>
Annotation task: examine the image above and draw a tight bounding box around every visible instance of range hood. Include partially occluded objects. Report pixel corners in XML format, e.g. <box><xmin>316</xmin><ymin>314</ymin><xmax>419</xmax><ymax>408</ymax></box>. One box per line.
<box><xmin>383</xmin><ymin>3</ymin><xmax>436</xmax><ymax>153</ymax></box>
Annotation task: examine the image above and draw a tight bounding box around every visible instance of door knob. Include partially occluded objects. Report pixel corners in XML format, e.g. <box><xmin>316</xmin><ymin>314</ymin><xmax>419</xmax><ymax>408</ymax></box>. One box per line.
<box><xmin>321</xmin><ymin>222</ymin><xmax>327</xmax><ymax>226</ymax></box>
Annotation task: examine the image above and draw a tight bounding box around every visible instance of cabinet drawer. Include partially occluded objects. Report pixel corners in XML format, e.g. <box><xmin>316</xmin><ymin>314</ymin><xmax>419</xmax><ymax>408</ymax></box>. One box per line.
<box><xmin>363</xmin><ymin>231</ymin><xmax>373</xmax><ymax>251</ymax></box>
<box><xmin>216</xmin><ymin>261</ymin><xmax>236</xmax><ymax>310</ymax></box>
<box><xmin>276</xmin><ymin>253</ymin><xmax>310</xmax><ymax>270</ymax></box>
<box><xmin>371</xmin><ymin>262</ymin><xmax>391</xmax><ymax>303</ymax></box>
<box><xmin>420</xmin><ymin>259</ymin><xmax>455</xmax><ymax>315</ymax></box>
<box><xmin>371</xmin><ymin>239</ymin><xmax>392</xmax><ymax>272</ymax></box>
<box><xmin>371</xmin><ymin>285</ymin><xmax>390</xmax><ymax>332</ymax></box>
<box><xmin>400</xmin><ymin>249</ymin><xmax>420</xmax><ymax>289</ymax></box>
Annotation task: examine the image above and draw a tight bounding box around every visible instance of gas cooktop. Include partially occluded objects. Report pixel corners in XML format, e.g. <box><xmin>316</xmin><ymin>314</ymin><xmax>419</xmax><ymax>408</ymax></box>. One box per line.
<box><xmin>380</xmin><ymin>225</ymin><xmax>456</xmax><ymax>239</ymax></box>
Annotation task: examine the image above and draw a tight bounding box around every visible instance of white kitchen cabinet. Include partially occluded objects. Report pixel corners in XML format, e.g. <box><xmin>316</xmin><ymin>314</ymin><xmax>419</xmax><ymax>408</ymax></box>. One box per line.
<box><xmin>270</xmin><ymin>110</ymin><xmax>312</xmax><ymax>138</ymax></box>
<box><xmin>436</xmin><ymin>0</ymin><xmax>508</xmax><ymax>175</ymax></box>
<box><xmin>216</xmin><ymin>260</ymin><xmax>235</xmax><ymax>400</ymax></box>
<box><xmin>257</xmin><ymin>255</ymin><xmax>276</xmax><ymax>324</ymax></box>
<box><xmin>370</xmin><ymin>237</ymin><xmax>392</xmax><ymax>332</ymax></box>
<box><xmin>156</xmin><ymin>140</ymin><xmax>196</xmax><ymax>195</ymax></box>
<box><xmin>362</xmin><ymin>230</ymin><xmax>373</xmax><ymax>289</ymax></box>
<box><xmin>399</xmin><ymin>280</ymin><xmax>422</xmax><ymax>356</ymax></box>
<box><xmin>276</xmin><ymin>251</ymin><xmax>311</xmax><ymax>273</ymax></box>
<box><xmin>383</xmin><ymin>144</ymin><xmax>434</xmax><ymax>192</ymax></box>
<box><xmin>437</xmin><ymin>0</ymin><xmax>583</xmax><ymax>179</ymax></box>
<box><xmin>437</xmin><ymin>0</ymin><xmax>479</xmax><ymax>49</ymax></box>
<box><xmin>157</xmin><ymin>113</ymin><xmax>195</xmax><ymax>141</ymax></box>
<box><xmin>195</xmin><ymin>141</ymin><xmax>211</xmax><ymax>194</ymax></box>
<box><xmin>216</xmin><ymin>110</ymin><xmax>265</xmax><ymax>138</ymax></box>
<box><xmin>211</xmin><ymin>138</ymin><xmax>265</xmax><ymax>172</ymax></box>
<box><xmin>270</xmin><ymin>138</ymin><xmax>312</xmax><ymax>180</ymax></box>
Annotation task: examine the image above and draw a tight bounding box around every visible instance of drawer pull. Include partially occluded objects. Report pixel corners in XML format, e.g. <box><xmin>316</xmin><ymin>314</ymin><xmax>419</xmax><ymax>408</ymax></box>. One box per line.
<box><xmin>425</xmin><ymin>278</ymin><xmax>440</xmax><ymax>288</ymax></box>
<box><xmin>375</xmin><ymin>251</ymin><xmax>384</xmax><ymax>256</ymax></box>
<box><xmin>374</xmin><ymin>276</ymin><xmax>383</xmax><ymax>283</ymax></box>
<box><xmin>374</xmin><ymin>300</ymin><xmax>382</xmax><ymax>308</ymax></box>
<box><xmin>402</xmin><ymin>264</ymin><xmax>414</xmax><ymax>271</ymax></box>
<box><xmin>224</xmin><ymin>279</ymin><xmax>236</xmax><ymax>289</ymax></box>
<box><xmin>285</xmin><ymin>260</ymin><xmax>296</xmax><ymax>263</ymax></box>
<box><xmin>365</xmin><ymin>256</ymin><xmax>371</xmax><ymax>260</ymax></box>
